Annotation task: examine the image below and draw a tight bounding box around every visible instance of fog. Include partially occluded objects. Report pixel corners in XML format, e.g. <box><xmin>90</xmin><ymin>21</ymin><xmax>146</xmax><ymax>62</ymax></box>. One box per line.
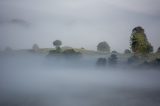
<box><xmin>0</xmin><ymin>0</ymin><xmax>160</xmax><ymax>105</ymax></box>
<box><xmin>1</xmin><ymin>53</ymin><xmax>160</xmax><ymax>106</ymax></box>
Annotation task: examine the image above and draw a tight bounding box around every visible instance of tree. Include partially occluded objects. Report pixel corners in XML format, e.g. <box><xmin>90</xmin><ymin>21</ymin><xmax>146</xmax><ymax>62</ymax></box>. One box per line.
<box><xmin>108</xmin><ymin>54</ymin><xmax>118</xmax><ymax>65</ymax></box>
<box><xmin>32</xmin><ymin>44</ymin><xmax>39</xmax><ymax>52</ymax></box>
<box><xmin>97</xmin><ymin>41</ymin><xmax>110</xmax><ymax>52</ymax></box>
<box><xmin>130</xmin><ymin>26</ymin><xmax>153</xmax><ymax>54</ymax></box>
<box><xmin>53</xmin><ymin>40</ymin><xmax>62</xmax><ymax>52</ymax></box>
<box><xmin>124</xmin><ymin>49</ymin><xmax>131</xmax><ymax>54</ymax></box>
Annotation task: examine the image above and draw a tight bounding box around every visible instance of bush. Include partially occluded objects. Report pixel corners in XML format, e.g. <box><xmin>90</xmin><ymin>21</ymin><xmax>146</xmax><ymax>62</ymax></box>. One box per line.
<box><xmin>111</xmin><ymin>50</ymin><xmax>118</xmax><ymax>54</ymax></box>
<box><xmin>96</xmin><ymin>58</ymin><xmax>107</xmax><ymax>66</ymax></box>
<box><xmin>108</xmin><ymin>54</ymin><xmax>118</xmax><ymax>65</ymax></box>
<box><xmin>124</xmin><ymin>49</ymin><xmax>131</xmax><ymax>54</ymax></box>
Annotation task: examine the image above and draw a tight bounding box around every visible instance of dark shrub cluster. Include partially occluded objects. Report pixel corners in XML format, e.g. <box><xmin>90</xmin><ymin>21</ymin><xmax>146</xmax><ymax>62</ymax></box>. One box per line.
<box><xmin>96</xmin><ymin>58</ymin><xmax>107</xmax><ymax>66</ymax></box>
<box><xmin>108</xmin><ymin>54</ymin><xmax>118</xmax><ymax>65</ymax></box>
<box><xmin>96</xmin><ymin>54</ymin><xmax>118</xmax><ymax>67</ymax></box>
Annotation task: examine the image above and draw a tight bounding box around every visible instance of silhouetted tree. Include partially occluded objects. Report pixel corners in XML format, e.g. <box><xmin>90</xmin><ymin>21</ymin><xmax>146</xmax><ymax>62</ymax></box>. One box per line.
<box><xmin>53</xmin><ymin>40</ymin><xmax>62</xmax><ymax>52</ymax></box>
<box><xmin>32</xmin><ymin>44</ymin><xmax>39</xmax><ymax>52</ymax></box>
<box><xmin>108</xmin><ymin>54</ymin><xmax>118</xmax><ymax>65</ymax></box>
<box><xmin>124</xmin><ymin>49</ymin><xmax>131</xmax><ymax>54</ymax></box>
<box><xmin>130</xmin><ymin>26</ymin><xmax>153</xmax><ymax>54</ymax></box>
<box><xmin>97</xmin><ymin>41</ymin><xmax>110</xmax><ymax>52</ymax></box>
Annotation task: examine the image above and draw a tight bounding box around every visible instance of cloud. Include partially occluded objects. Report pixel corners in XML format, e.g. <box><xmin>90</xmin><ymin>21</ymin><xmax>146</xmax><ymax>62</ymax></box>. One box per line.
<box><xmin>0</xmin><ymin>18</ymin><xmax>30</xmax><ymax>27</ymax></box>
<box><xmin>105</xmin><ymin>0</ymin><xmax>160</xmax><ymax>17</ymax></box>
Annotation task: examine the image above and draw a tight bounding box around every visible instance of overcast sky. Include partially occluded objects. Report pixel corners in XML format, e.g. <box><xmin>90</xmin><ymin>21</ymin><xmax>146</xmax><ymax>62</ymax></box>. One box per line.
<box><xmin>0</xmin><ymin>0</ymin><xmax>160</xmax><ymax>52</ymax></box>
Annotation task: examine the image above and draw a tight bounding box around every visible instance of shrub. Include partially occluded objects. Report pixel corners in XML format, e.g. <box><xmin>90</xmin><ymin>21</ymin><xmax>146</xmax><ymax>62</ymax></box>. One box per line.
<box><xmin>111</xmin><ymin>50</ymin><xmax>118</xmax><ymax>54</ymax></box>
<box><xmin>108</xmin><ymin>54</ymin><xmax>118</xmax><ymax>65</ymax></box>
<box><xmin>96</xmin><ymin>58</ymin><xmax>107</xmax><ymax>66</ymax></box>
<box><xmin>124</xmin><ymin>49</ymin><xmax>131</xmax><ymax>54</ymax></box>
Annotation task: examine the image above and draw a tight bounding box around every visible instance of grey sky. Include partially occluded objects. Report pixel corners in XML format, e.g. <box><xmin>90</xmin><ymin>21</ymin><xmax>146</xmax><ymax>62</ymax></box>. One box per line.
<box><xmin>0</xmin><ymin>0</ymin><xmax>160</xmax><ymax>52</ymax></box>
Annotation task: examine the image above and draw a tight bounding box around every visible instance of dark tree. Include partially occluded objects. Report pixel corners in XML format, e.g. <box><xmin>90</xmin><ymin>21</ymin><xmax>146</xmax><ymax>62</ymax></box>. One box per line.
<box><xmin>97</xmin><ymin>41</ymin><xmax>110</xmax><ymax>52</ymax></box>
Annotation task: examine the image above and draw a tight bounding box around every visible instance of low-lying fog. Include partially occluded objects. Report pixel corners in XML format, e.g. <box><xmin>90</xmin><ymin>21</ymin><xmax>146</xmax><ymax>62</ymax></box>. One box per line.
<box><xmin>1</xmin><ymin>53</ymin><xmax>160</xmax><ymax>106</ymax></box>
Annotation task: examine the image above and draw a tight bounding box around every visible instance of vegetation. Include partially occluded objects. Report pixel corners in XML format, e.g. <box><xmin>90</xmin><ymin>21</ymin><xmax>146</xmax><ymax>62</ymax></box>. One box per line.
<box><xmin>124</xmin><ymin>49</ymin><xmax>131</xmax><ymax>54</ymax></box>
<box><xmin>108</xmin><ymin>54</ymin><xmax>118</xmax><ymax>65</ymax></box>
<box><xmin>62</xmin><ymin>49</ymin><xmax>82</xmax><ymax>58</ymax></box>
<box><xmin>130</xmin><ymin>26</ymin><xmax>153</xmax><ymax>55</ymax></box>
<box><xmin>96</xmin><ymin>58</ymin><xmax>107</xmax><ymax>66</ymax></box>
<box><xmin>111</xmin><ymin>50</ymin><xmax>118</xmax><ymax>54</ymax></box>
<box><xmin>53</xmin><ymin>40</ymin><xmax>62</xmax><ymax>52</ymax></box>
<box><xmin>2</xmin><ymin>26</ymin><xmax>160</xmax><ymax>70</ymax></box>
<box><xmin>97</xmin><ymin>41</ymin><xmax>110</xmax><ymax>52</ymax></box>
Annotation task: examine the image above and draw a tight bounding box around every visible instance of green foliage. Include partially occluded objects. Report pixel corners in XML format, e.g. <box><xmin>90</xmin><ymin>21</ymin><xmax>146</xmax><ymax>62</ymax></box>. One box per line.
<box><xmin>130</xmin><ymin>26</ymin><xmax>153</xmax><ymax>54</ymax></box>
<box><xmin>108</xmin><ymin>54</ymin><xmax>118</xmax><ymax>65</ymax></box>
<box><xmin>97</xmin><ymin>41</ymin><xmax>110</xmax><ymax>52</ymax></box>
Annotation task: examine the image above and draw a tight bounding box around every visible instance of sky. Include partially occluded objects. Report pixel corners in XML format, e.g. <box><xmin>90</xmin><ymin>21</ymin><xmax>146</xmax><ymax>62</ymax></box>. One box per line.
<box><xmin>0</xmin><ymin>0</ymin><xmax>160</xmax><ymax>52</ymax></box>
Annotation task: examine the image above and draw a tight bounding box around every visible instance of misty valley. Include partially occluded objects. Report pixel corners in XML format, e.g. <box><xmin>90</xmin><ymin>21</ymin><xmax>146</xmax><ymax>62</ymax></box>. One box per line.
<box><xmin>0</xmin><ymin>47</ymin><xmax>160</xmax><ymax>106</ymax></box>
<box><xmin>1</xmin><ymin>0</ymin><xmax>160</xmax><ymax>105</ymax></box>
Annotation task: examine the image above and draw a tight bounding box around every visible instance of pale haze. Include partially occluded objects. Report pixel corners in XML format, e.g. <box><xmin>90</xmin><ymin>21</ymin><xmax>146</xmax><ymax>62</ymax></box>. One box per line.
<box><xmin>0</xmin><ymin>0</ymin><xmax>160</xmax><ymax>52</ymax></box>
